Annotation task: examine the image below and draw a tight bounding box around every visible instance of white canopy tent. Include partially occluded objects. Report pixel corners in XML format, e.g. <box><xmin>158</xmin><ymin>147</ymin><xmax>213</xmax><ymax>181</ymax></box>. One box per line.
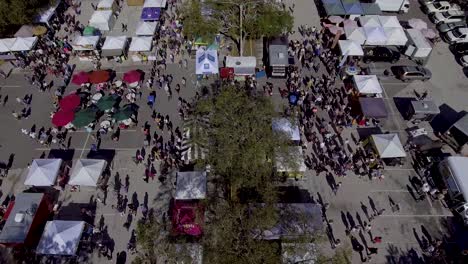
<box><xmin>175</xmin><ymin>171</ymin><xmax>207</xmax><ymax>200</ymax></box>
<box><xmin>0</xmin><ymin>38</ymin><xmax>16</xmax><ymax>53</ymax></box>
<box><xmin>225</xmin><ymin>56</ymin><xmax>256</xmax><ymax>75</ymax></box>
<box><xmin>359</xmin><ymin>15</ymin><xmax>381</xmax><ymax>28</ymax></box>
<box><xmin>344</xmin><ymin>26</ymin><xmax>366</xmax><ymax>45</ymax></box>
<box><xmin>353</xmin><ymin>75</ymin><xmax>383</xmax><ymax>94</ymax></box>
<box><xmin>143</xmin><ymin>0</ymin><xmax>167</xmax><ymax>8</ymax></box>
<box><xmin>24</xmin><ymin>159</ymin><xmax>62</xmax><ymax>186</ymax></box>
<box><xmin>364</xmin><ymin>26</ymin><xmax>387</xmax><ymax>46</ymax></box>
<box><xmin>36</xmin><ymin>221</ymin><xmax>85</xmax><ymax>255</ymax></box>
<box><xmin>444</xmin><ymin>157</ymin><xmax>468</xmax><ymax>201</ymax></box>
<box><xmin>35</xmin><ymin>0</ymin><xmax>61</xmax><ymax>25</ymax></box>
<box><xmin>89</xmin><ymin>10</ymin><xmax>115</xmax><ymax>31</ymax></box>
<box><xmin>69</xmin><ymin>159</ymin><xmax>107</xmax><ymax>187</ymax></box>
<box><xmin>72</xmin><ymin>36</ymin><xmax>100</xmax><ymax>51</ymax></box>
<box><xmin>195</xmin><ymin>49</ymin><xmax>219</xmax><ymax>75</ymax></box>
<box><xmin>272</xmin><ymin>118</ymin><xmax>301</xmax><ymax>141</ymax></box>
<box><xmin>135</xmin><ymin>21</ymin><xmax>158</xmax><ymax>36</ymax></box>
<box><xmin>129</xmin><ymin>36</ymin><xmax>153</xmax><ymax>51</ymax></box>
<box><xmin>378</xmin><ymin>16</ymin><xmax>401</xmax><ymax>28</ymax></box>
<box><xmin>97</xmin><ymin>0</ymin><xmax>116</xmax><ymax>10</ymax></box>
<box><xmin>371</xmin><ymin>133</ymin><xmax>407</xmax><ymax>158</ymax></box>
<box><xmin>275</xmin><ymin>146</ymin><xmax>307</xmax><ymax>173</ymax></box>
<box><xmin>101</xmin><ymin>36</ymin><xmax>127</xmax><ymax>57</ymax></box>
<box><xmin>384</xmin><ymin>27</ymin><xmax>408</xmax><ymax>46</ymax></box>
<box><xmin>339</xmin><ymin>40</ymin><xmax>364</xmax><ymax>56</ymax></box>
<box><xmin>9</xmin><ymin>37</ymin><xmax>38</xmax><ymax>52</ymax></box>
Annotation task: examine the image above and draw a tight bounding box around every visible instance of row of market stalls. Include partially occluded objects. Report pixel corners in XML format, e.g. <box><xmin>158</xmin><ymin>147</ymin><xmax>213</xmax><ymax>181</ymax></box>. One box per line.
<box><xmin>323</xmin><ymin>0</ymin><xmax>383</xmax><ymax>16</ymax></box>
<box><xmin>0</xmin><ymin>37</ymin><xmax>38</xmax><ymax>53</ymax></box>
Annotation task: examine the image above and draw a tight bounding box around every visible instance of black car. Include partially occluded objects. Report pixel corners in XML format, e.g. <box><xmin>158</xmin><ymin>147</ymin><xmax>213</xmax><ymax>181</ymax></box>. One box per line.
<box><xmin>363</xmin><ymin>47</ymin><xmax>401</xmax><ymax>63</ymax></box>
<box><xmin>451</xmin><ymin>42</ymin><xmax>468</xmax><ymax>55</ymax></box>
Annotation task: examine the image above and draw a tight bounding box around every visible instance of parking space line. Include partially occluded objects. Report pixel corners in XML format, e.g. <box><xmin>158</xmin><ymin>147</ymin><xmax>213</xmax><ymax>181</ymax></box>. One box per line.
<box><xmin>70</xmin><ymin>129</ymin><xmax>137</xmax><ymax>133</ymax></box>
<box><xmin>79</xmin><ymin>133</ymin><xmax>91</xmax><ymax>158</ymax></box>
<box><xmin>370</xmin><ymin>190</ymin><xmax>410</xmax><ymax>193</ymax></box>
<box><xmin>378</xmin><ymin>214</ymin><xmax>453</xmax><ymax>218</ymax></box>
<box><xmin>383</xmin><ymin>168</ymin><xmax>415</xmax><ymax>171</ymax></box>
<box><xmin>35</xmin><ymin>147</ymin><xmax>140</xmax><ymax>151</ymax></box>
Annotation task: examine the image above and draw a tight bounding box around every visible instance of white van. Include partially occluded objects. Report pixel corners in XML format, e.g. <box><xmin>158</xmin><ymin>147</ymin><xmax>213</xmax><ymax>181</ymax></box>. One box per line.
<box><xmin>430</xmin><ymin>10</ymin><xmax>466</xmax><ymax>24</ymax></box>
<box><xmin>443</xmin><ymin>28</ymin><xmax>468</xmax><ymax>43</ymax></box>
<box><xmin>439</xmin><ymin>156</ymin><xmax>468</xmax><ymax>225</ymax></box>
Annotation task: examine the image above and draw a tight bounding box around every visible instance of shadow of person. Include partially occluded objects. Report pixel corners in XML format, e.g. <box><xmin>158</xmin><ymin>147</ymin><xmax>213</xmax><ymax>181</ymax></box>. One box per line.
<box><xmin>341</xmin><ymin>211</ymin><xmax>349</xmax><ymax>231</ymax></box>
<box><xmin>420</xmin><ymin>225</ymin><xmax>433</xmax><ymax>243</ymax></box>
<box><xmin>116</xmin><ymin>251</ymin><xmax>127</xmax><ymax>264</ymax></box>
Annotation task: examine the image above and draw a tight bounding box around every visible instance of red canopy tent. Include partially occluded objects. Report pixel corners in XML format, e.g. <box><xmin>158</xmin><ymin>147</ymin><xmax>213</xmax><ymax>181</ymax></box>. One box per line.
<box><xmin>71</xmin><ymin>72</ymin><xmax>90</xmax><ymax>85</ymax></box>
<box><xmin>220</xmin><ymin>67</ymin><xmax>234</xmax><ymax>79</ymax></box>
<box><xmin>52</xmin><ymin>110</ymin><xmax>75</xmax><ymax>127</ymax></box>
<box><xmin>59</xmin><ymin>94</ymin><xmax>81</xmax><ymax>111</ymax></box>
<box><xmin>171</xmin><ymin>200</ymin><xmax>204</xmax><ymax>237</ymax></box>
<box><xmin>123</xmin><ymin>70</ymin><xmax>142</xmax><ymax>83</ymax></box>
<box><xmin>89</xmin><ymin>70</ymin><xmax>111</xmax><ymax>84</ymax></box>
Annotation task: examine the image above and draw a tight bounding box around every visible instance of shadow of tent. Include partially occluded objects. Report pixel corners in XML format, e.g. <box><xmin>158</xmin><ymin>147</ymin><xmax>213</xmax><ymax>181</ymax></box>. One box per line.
<box><xmin>55</xmin><ymin>203</ymin><xmax>96</xmax><ymax>225</ymax></box>
<box><xmin>430</xmin><ymin>104</ymin><xmax>466</xmax><ymax>133</ymax></box>
<box><xmin>393</xmin><ymin>97</ymin><xmax>416</xmax><ymax>120</ymax></box>
<box><xmin>48</xmin><ymin>149</ymin><xmax>75</xmax><ymax>163</ymax></box>
<box><xmin>356</xmin><ymin>127</ymin><xmax>383</xmax><ymax>141</ymax></box>
<box><xmin>277</xmin><ymin>186</ymin><xmax>314</xmax><ymax>203</ymax></box>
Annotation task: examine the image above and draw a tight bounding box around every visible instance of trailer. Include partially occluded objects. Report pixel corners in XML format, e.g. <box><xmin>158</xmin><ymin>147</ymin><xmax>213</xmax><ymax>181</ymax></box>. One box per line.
<box><xmin>404</xmin><ymin>29</ymin><xmax>433</xmax><ymax>59</ymax></box>
<box><xmin>375</xmin><ymin>0</ymin><xmax>410</xmax><ymax>13</ymax></box>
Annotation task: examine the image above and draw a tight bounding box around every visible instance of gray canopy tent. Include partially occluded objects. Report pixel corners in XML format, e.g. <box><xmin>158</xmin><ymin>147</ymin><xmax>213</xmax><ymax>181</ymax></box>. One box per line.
<box><xmin>36</xmin><ymin>221</ymin><xmax>86</xmax><ymax>255</ymax></box>
<box><xmin>175</xmin><ymin>171</ymin><xmax>207</xmax><ymax>200</ymax></box>
<box><xmin>359</xmin><ymin>97</ymin><xmax>388</xmax><ymax>119</ymax></box>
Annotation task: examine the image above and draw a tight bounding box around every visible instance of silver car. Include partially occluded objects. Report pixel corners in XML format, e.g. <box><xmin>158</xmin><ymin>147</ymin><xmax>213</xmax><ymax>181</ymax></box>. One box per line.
<box><xmin>391</xmin><ymin>66</ymin><xmax>432</xmax><ymax>82</ymax></box>
<box><xmin>437</xmin><ymin>21</ymin><xmax>467</xmax><ymax>33</ymax></box>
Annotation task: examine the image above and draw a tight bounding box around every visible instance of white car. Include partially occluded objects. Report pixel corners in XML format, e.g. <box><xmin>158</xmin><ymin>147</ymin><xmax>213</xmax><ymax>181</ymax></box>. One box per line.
<box><xmin>443</xmin><ymin>28</ymin><xmax>468</xmax><ymax>44</ymax></box>
<box><xmin>423</xmin><ymin>1</ymin><xmax>460</xmax><ymax>14</ymax></box>
<box><xmin>459</xmin><ymin>55</ymin><xmax>468</xmax><ymax>66</ymax></box>
<box><xmin>431</xmin><ymin>10</ymin><xmax>466</xmax><ymax>24</ymax></box>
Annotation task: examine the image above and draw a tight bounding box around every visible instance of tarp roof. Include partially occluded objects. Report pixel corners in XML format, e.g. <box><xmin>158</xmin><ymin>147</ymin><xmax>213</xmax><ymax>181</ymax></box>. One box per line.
<box><xmin>453</xmin><ymin>113</ymin><xmax>468</xmax><ymax>136</ymax></box>
<box><xmin>371</xmin><ymin>133</ymin><xmax>407</xmax><ymax>158</ymax></box>
<box><xmin>129</xmin><ymin>36</ymin><xmax>153</xmax><ymax>51</ymax></box>
<box><xmin>9</xmin><ymin>37</ymin><xmax>38</xmax><ymax>52</ymax></box>
<box><xmin>364</xmin><ymin>26</ymin><xmax>387</xmax><ymax>45</ymax></box>
<box><xmin>72</xmin><ymin>35</ymin><xmax>100</xmax><ymax>51</ymax></box>
<box><xmin>272</xmin><ymin>118</ymin><xmax>300</xmax><ymax>141</ymax></box>
<box><xmin>89</xmin><ymin>10</ymin><xmax>113</xmax><ymax>31</ymax></box>
<box><xmin>359</xmin><ymin>97</ymin><xmax>388</xmax><ymax>118</ymax></box>
<box><xmin>102</xmin><ymin>36</ymin><xmax>127</xmax><ymax>50</ymax></box>
<box><xmin>359</xmin><ymin>15</ymin><xmax>381</xmax><ymax>27</ymax></box>
<box><xmin>446</xmin><ymin>156</ymin><xmax>468</xmax><ymax>200</ymax></box>
<box><xmin>339</xmin><ymin>40</ymin><xmax>364</xmax><ymax>56</ymax></box>
<box><xmin>353</xmin><ymin>75</ymin><xmax>382</xmax><ymax>94</ymax></box>
<box><xmin>143</xmin><ymin>0</ymin><xmax>167</xmax><ymax>8</ymax></box>
<box><xmin>0</xmin><ymin>193</ymin><xmax>44</xmax><ymax>244</ymax></box>
<box><xmin>275</xmin><ymin>146</ymin><xmax>307</xmax><ymax>172</ymax></box>
<box><xmin>175</xmin><ymin>171</ymin><xmax>207</xmax><ymax>200</ymax></box>
<box><xmin>0</xmin><ymin>38</ymin><xmax>16</xmax><ymax>53</ymax></box>
<box><xmin>24</xmin><ymin>159</ymin><xmax>62</xmax><ymax>186</ymax></box>
<box><xmin>384</xmin><ymin>27</ymin><xmax>408</xmax><ymax>46</ymax></box>
<box><xmin>195</xmin><ymin>49</ymin><xmax>219</xmax><ymax>75</ymax></box>
<box><xmin>344</xmin><ymin>25</ymin><xmax>366</xmax><ymax>45</ymax></box>
<box><xmin>378</xmin><ymin>16</ymin><xmax>401</xmax><ymax>28</ymax></box>
<box><xmin>36</xmin><ymin>221</ymin><xmax>85</xmax><ymax>255</ymax></box>
<box><xmin>135</xmin><ymin>21</ymin><xmax>158</xmax><ymax>36</ymax></box>
<box><xmin>69</xmin><ymin>159</ymin><xmax>106</xmax><ymax>186</ymax></box>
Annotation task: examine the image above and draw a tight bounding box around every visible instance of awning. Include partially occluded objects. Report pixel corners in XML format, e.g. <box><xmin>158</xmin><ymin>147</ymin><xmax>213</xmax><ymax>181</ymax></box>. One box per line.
<box><xmin>353</xmin><ymin>75</ymin><xmax>382</xmax><ymax>94</ymax></box>
<box><xmin>175</xmin><ymin>171</ymin><xmax>207</xmax><ymax>200</ymax></box>
<box><xmin>344</xmin><ymin>26</ymin><xmax>366</xmax><ymax>45</ymax></box>
<box><xmin>129</xmin><ymin>36</ymin><xmax>153</xmax><ymax>51</ymax></box>
<box><xmin>378</xmin><ymin>16</ymin><xmax>401</xmax><ymax>28</ymax></box>
<box><xmin>371</xmin><ymin>133</ymin><xmax>407</xmax><ymax>158</ymax></box>
<box><xmin>24</xmin><ymin>159</ymin><xmax>62</xmax><ymax>186</ymax></box>
<box><xmin>72</xmin><ymin>36</ymin><xmax>100</xmax><ymax>51</ymax></box>
<box><xmin>141</xmin><ymin>7</ymin><xmax>161</xmax><ymax>21</ymax></box>
<box><xmin>69</xmin><ymin>159</ymin><xmax>107</xmax><ymax>186</ymax></box>
<box><xmin>383</xmin><ymin>27</ymin><xmax>408</xmax><ymax>46</ymax></box>
<box><xmin>364</xmin><ymin>26</ymin><xmax>387</xmax><ymax>46</ymax></box>
<box><xmin>338</xmin><ymin>40</ymin><xmax>364</xmax><ymax>56</ymax></box>
<box><xmin>359</xmin><ymin>97</ymin><xmax>388</xmax><ymax>118</ymax></box>
<box><xmin>272</xmin><ymin>118</ymin><xmax>300</xmax><ymax>141</ymax></box>
<box><xmin>195</xmin><ymin>49</ymin><xmax>219</xmax><ymax>75</ymax></box>
<box><xmin>135</xmin><ymin>21</ymin><xmax>158</xmax><ymax>36</ymax></box>
<box><xmin>9</xmin><ymin>37</ymin><xmax>38</xmax><ymax>52</ymax></box>
<box><xmin>359</xmin><ymin>15</ymin><xmax>381</xmax><ymax>28</ymax></box>
<box><xmin>36</xmin><ymin>221</ymin><xmax>85</xmax><ymax>255</ymax></box>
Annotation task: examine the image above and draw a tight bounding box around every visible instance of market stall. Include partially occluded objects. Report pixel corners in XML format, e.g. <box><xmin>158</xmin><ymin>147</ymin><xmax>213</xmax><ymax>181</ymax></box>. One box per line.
<box><xmin>272</xmin><ymin>118</ymin><xmax>301</xmax><ymax>143</ymax></box>
<box><xmin>383</xmin><ymin>27</ymin><xmax>408</xmax><ymax>46</ymax></box>
<box><xmin>359</xmin><ymin>15</ymin><xmax>381</xmax><ymax>28</ymax></box>
<box><xmin>89</xmin><ymin>10</ymin><xmax>115</xmax><ymax>31</ymax></box>
<box><xmin>370</xmin><ymin>133</ymin><xmax>407</xmax><ymax>158</ymax></box>
<box><xmin>344</xmin><ymin>26</ymin><xmax>366</xmax><ymax>45</ymax></box>
<box><xmin>338</xmin><ymin>40</ymin><xmax>364</xmax><ymax>56</ymax></box>
<box><xmin>141</xmin><ymin>7</ymin><xmax>161</xmax><ymax>21</ymax></box>
<box><xmin>360</xmin><ymin>2</ymin><xmax>382</xmax><ymax>15</ymax></box>
<box><xmin>129</xmin><ymin>36</ymin><xmax>153</xmax><ymax>61</ymax></box>
<box><xmin>275</xmin><ymin>146</ymin><xmax>307</xmax><ymax>179</ymax></box>
<box><xmin>195</xmin><ymin>48</ymin><xmax>218</xmax><ymax>75</ymax></box>
<box><xmin>135</xmin><ymin>21</ymin><xmax>158</xmax><ymax>36</ymax></box>
<box><xmin>36</xmin><ymin>221</ymin><xmax>86</xmax><ymax>255</ymax></box>
<box><xmin>72</xmin><ymin>36</ymin><xmax>100</xmax><ymax>61</ymax></box>
<box><xmin>323</xmin><ymin>2</ymin><xmax>346</xmax><ymax>16</ymax></box>
<box><xmin>225</xmin><ymin>56</ymin><xmax>256</xmax><ymax>76</ymax></box>
<box><xmin>9</xmin><ymin>37</ymin><xmax>38</xmax><ymax>52</ymax></box>
<box><xmin>378</xmin><ymin>16</ymin><xmax>401</xmax><ymax>28</ymax></box>
<box><xmin>128</xmin><ymin>0</ymin><xmax>144</xmax><ymax>6</ymax></box>
<box><xmin>0</xmin><ymin>38</ymin><xmax>16</xmax><ymax>53</ymax></box>
<box><xmin>364</xmin><ymin>26</ymin><xmax>387</xmax><ymax>46</ymax></box>
<box><xmin>353</xmin><ymin>75</ymin><xmax>382</xmax><ymax>94</ymax></box>
<box><xmin>101</xmin><ymin>36</ymin><xmax>128</xmax><ymax>57</ymax></box>
<box><xmin>97</xmin><ymin>0</ymin><xmax>118</xmax><ymax>11</ymax></box>
<box><xmin>24</xmin><ymin>158</ymin><xmax>63</xmax><ymax>186</ymax></box>
<box><xmin>359</xmin><ymin>97</ymin><xmax>388</xmax><ymax>119</ymax></box>
<box><xmin>408</xmin><ymin>100</ymin><xmax>439</xmax><ymax>122</ymax></box>
<box><xmin>143</xmin><ymin>0</ymin><xmax>167</xmax><ymax>8</ymax></box>
<box><xmin>69</xmin><ymin>159</ymin><xmax>107</xmax><ymax>187</ymax></box>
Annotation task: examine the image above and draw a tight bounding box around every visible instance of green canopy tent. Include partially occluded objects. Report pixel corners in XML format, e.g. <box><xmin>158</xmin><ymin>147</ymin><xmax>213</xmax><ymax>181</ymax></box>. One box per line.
<box><xmin>324</xmin><ymin>2</ymin><xmax>346</xmax><ymax>16</ymax></box>
<box><xmin>73</xmin><ymin>108</ymin><xmax>97</xmax><ymax>127</ymax></box>
<box><xmin>96</xmin><ymin>95</ymin><xmax>117</xmax><ymax>111</ymax></box>
<box><xmin>83</xmin><ymin>26</ymin><xmax>98</xmax><ymax>36</ymax></box>
<box><xmin>113</xmin><ymin>107</ymin><xmax>134</xmax><ymax>121</ymax></box>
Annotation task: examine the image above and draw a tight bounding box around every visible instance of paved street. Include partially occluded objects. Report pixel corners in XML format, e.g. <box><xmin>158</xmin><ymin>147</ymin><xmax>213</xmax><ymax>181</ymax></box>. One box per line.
<box><xmin>0</xmin><ymin>0</ymin><xmax>467</xmax><ymax>263</ymax></box>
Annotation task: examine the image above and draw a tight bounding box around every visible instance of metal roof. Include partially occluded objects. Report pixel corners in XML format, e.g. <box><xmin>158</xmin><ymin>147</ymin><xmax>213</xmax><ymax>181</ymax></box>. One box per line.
<box><xmin>410</xmin><ymin>100</ymin><xmax>440</xmax><ymax>115</ymax></box>
<box><xmin>269</xmin><ymin>45</ymin><xmax>288</xmax><ymax>66</ymax></box>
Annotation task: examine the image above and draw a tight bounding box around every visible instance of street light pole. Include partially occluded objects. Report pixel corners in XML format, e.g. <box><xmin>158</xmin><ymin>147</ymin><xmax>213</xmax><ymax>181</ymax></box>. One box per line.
<box><xmin>239</xmin><ymin>4</ymin><xmax>243</xmax><ymax>56</ymax></box>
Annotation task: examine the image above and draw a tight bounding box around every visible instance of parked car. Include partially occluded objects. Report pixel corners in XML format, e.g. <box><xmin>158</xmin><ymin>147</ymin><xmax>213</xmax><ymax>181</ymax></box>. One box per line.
<box><xmin>437</xmin><ymin>21</ymin><xmax>467</xmax><ymax>33</ymax></box>
<box><xmin>391</xmin><ymin>66</ymin><xmax>432</xmax><ymax>81</ymax></box>
<box><xmin>459</xmin><ymin>55</ymin><xmax>468</xmax><ymax>66</ymax></box>
<box><xmin>451</xmin><ymin>42</ymin><xmax>468</xmax><ymax>55</ymax></box>
<box><xmin>430</xmin><ymin>10</ymin><xmax>466</xmax><ymax>24</ymax></box>
<box><xmin>443</xmin><ymin>28</ymin><xmax>468</xmax><ymax>43</ymax></box>
<box><xmin>423</xmin><ymin>1</ymin><xmax>460</xmax><ymax>14</ymax></box>
<box><xmin>419</xmin><ymin>0</ymin><xmax>438</xmax><ymax>4</ymax></box>
<box><xmin>363</xmin><ymin>47</ymin><xmax>401</xmax><ymax>63</ymax></box>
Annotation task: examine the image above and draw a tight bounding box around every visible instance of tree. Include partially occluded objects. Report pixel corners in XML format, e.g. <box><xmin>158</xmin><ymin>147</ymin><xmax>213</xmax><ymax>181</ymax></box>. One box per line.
<box><xmin>179</xmin><ymin>0</ymin><xmax>220</xmax><ymax>43</ymax></box>
<box><xmin>181</xmin><ymin>0</ymin><xmax>293</xmax><ymax>52</ymax></box>
<box><xmin>0</xmin><ymin>0</ymin><xmax>53</xmax><ymax>34</ymax></box>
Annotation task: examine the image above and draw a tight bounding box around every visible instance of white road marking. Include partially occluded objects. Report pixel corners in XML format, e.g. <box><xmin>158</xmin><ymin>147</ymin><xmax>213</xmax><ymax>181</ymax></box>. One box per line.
<box><xmin>70</xmin><ymin>129</ymin><xmax>137</xmax><ymax>133</ymax></box>
<box><xmin>383</xmin><ymin>168</ymin><xmax>416</xmax><ymax>171</ymax></box>
<box><xmin>370</xmin><ymin>190</ymin><xmax>410</xmax><ymax>193</ymax></box>
<box><xmin>35</xmin><ymin>147</ymin><xmax>140</xmax><ymax>151</ymax></box>
<box><xmin>79</xmin><ymin>132</ymin><xmax>91</xmax><ymax>158</ymax></box>
<box><xmin>378</xmin><ymin>214</ymin><xmax>453</xmax><ymax>218</ymax></box>
<box><xmin>0</xmin><ymin>85</ymin><xmax>22</xmax><ymax>88</ymax></box>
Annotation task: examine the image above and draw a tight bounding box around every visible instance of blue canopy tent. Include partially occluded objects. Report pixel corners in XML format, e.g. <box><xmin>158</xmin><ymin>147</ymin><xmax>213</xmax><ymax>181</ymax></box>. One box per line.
<box><xmin>195</xmin><ymin>49</ymin><xmax>219</xmax><ymax>75</ymax></box>
<box><xmin>343</xmin><ymin>2</ymin><xmax>364</xmax><ymax>15</ymax></box>
<box><xmin>288</xmin><ymin>92</ymin><xmax>300</xmax><ymax>106</ymax></box>
<box><xmin>141</xmin><ymin>7</ymin><xmax>161</xmax><ymax>21</ymax></box>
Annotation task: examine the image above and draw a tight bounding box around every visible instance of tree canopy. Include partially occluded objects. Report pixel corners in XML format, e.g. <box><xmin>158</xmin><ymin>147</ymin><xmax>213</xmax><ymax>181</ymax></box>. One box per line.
<box><xmin>181</xmin><ymin>0</ymin><xmax>293</xmax><ymax>52</ymax></box>
<box><xmin>0</xmin><ymin>0</ymin><xmax>53</xmax><ymax>34</ymax></box>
